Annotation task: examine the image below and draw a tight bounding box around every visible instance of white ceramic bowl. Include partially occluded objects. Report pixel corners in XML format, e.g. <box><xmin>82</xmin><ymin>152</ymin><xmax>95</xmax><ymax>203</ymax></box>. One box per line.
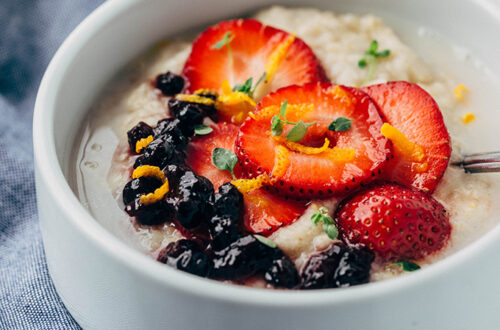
<box><xmin>33</xmin><ymin>0</ymin><xmax>500</xmax><ymax>329</ymax></box>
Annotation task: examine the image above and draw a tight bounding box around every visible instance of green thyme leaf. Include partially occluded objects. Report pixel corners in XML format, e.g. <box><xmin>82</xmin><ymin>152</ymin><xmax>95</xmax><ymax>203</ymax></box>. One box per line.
<box><xmin>254</xmin><ymin>234</ymin><xmax>277</xmax><ymax>248</ymax></box>
<box><xmin>194</xmin><ymin>125</ymin><xmax>213</xmax><ymax>136</ymax></box>
<box><xmin>323</xmin><ymin>223</ymin><xmax>339</xmax><ymax>240</ymax></box>
<box><xmin>280</xmin><ymin>100</ymin><xmax>288</xmax><ymax>119</ymax></box>
<box><xmin>212</xmin><ymin>32</ymin><xmax>234</xmax><ymax>50</ymax></box>
<box><xmin>359</xmin><ymin>40</ymin><xmax>390</xmax><ymax>85</ymax></box>
<box><xmin>286</xmin><ymin>120</ymin><xmax>308</xmax><ymax>142</ymax></box>
<box><xmin>328</xmin><ymin>117</ymin><xmax>353</xmax><ymax>132</ymax></box>
<box><xmin>388</xmin><ymin>261</ymin><xmax>421</xmax><ymax>272</ymax></box>
<box><xmin>212</xmin><ymin>147</ymin><xmax>238</xmax><ymax>180</ymax></box>
<box><xmin>233</xmin><ymin>77</ymin><xmax>253</xmax><ymax>94</ymax></box>
<box><xmin>375</xmin><ymin>49</ymin><xmax>390</xmax><ymax>58</ymax></box>
<box><xmin>311</xmin><ymin>207</ymin><xmax>338</xmax><ymax>240</ymax></box>
<box><xmin>367</xmin><ymin>40</ymin><xmax>379</xmax><ymax>55</ymax></box>
<box><xmin>271</xmin><ymin>115</ymin><xmax>283</xmax><ymax>136</ymax></box>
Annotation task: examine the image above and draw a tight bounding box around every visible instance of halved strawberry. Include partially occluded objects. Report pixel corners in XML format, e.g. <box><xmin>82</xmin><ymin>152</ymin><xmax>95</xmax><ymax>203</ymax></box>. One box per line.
<box><xmin>336</xmin><ymin>183</ymin><xmax>451</xmax><ymax>261</ymax></box>
<box><xmin>363</xmin><ymin>81</ymin><xmax>451</xmax><ymax>193</ymax></box>
<box><xmin>182</xmin><ymin>19</ymin><xmax>327</xmax><ymax>100</ymax></box>
<box><xmin>185</xmin><ymin>123</ymin><xmax>307</xmax><ymax>235</ymax></box>
<box><xmin>235</xmin><ymin>82</ymin><xmax>391</xmax><ymax>198</ymax></box>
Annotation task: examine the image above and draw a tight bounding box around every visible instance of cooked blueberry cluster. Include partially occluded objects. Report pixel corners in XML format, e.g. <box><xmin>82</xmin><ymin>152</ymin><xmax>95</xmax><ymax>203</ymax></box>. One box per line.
<box><xmin>122</xmin><ymin>72</ymin><xmax>373</xmax><ymax>289</ymax></box>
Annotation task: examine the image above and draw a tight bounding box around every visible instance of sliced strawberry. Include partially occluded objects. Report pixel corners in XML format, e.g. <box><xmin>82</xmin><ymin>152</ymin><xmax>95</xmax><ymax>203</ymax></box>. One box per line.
<box><xmin>236</xmin><ymin>82</ymin><xmax>391</xmax><ymax>198</ymax></box>
<box><xmin>183</xmin><ymin>19</ymin><xmax>327</xmax><ymax>99</ymax></box>
<box><xmin>336</xmin><ymin>183</ymin><xmax>451</xmax><ymax>261</ymax></box>
<box><xmin>185</xmin><ymin>123</ymin><xmax>307</xmax><ymax>235</ymax></box>
<box><xmin>363</xmin><ymin>81</ymin><xmax>451</xmax><ymax>193</ymax></box>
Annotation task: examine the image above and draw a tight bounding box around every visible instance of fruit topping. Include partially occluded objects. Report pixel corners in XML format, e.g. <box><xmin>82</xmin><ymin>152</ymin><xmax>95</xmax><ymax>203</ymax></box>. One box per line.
<box><xmin>213</xmin><ymin>182</ymin><xmax>244</xmax><ymax>221</ymax></box>
<box><xmin>157</xmin><ymin>239</ymin><xmax>213</xmax><ymax>277</ymax></box>
<box><xmin>264</xmin><ymin>256</ymin><xmax>300</xmax><ymax>289</ymax></box>
<box><xmin>123</xmin><ymin>165</ymin><xmax>172</xmax><ymax>226</ymax></box>
<box><xmin>209</xmin><ymin>183</ymin><xmax>244</xmax><ymax>249</ymax></box>
<box><xmin>134</xmin><ymin>137</ymin><xmax>185</xmax><ymax>169</ymax></box>
<box><xmin>155</xmin><ymin>71</ymin><xmax>185</xmax><ymax>96</ymax></box>
<box><xmin>125</xmin><ymin>199</ymin><xmax>171</xmax><ymax>226</ymax></box>
<box><xmin>182</xmin><ymin>19</ymin><xmax>327</xmax><ymax>103</ymax></box>
<box><xmin>127</xmin><ymin>121</ymin><xmax>154</xmax><ymax>154</ymax></box>
<box><xmin>131</xmin><ymin>165</ymin><xmax>169</xmax><ymax>205</ymax></box>
<box><xmin>153</xmin><ymin>118</ymin><xmax>189</xmax><ymax>148</ymax></box>
<box><xmin>185</xmin><ymin>122</ymin><xmax>307</xmax><ymax>234</ymax></box>
<box><xmin>300</xmin><ymin>242</ymin><xmax>374</xmax><ymax>289</ymax></box>
<box><xmin>335</xmin><ymin>183</ymin><xmax>451</xmax><ymax>261</ymax></box>
<box><xmin>363</xmin><ymin>81</ymin><xmax>451</xmax><ymax>192</ymax></box>
<box><xmin>166</xmin><ymin>169</ymin><xmax>215</xmax><ymax>229</ymax></box>
<box><xmin>122</xmin><ymin>176</ymin><xmax>163</xmax><ymax>206</ymax></box>
<box><xmin>211</xmin><ymin>235</ymin><xmax>299</xmax><ymax>288</ymax></box>
<box><xmin>236</xmin><ymin>82</ymin><xmax>391</xmax><ymax>198</ymax></box>
<box><xmin>168</xmin><ymin>99</ymin><xmax>206</xmax><ymax>136</ymax></box>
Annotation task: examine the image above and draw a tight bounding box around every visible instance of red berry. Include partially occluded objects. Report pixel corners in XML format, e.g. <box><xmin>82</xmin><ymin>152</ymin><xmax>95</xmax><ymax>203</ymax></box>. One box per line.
<box><xmin>236</xmin><ymin>82</ymin><xmax>391</xmax><ymax>198</ymax></box>
<box><xmin>183</xmin><ymin>19</ymin><xmax>327</xmax><ymax>97</ymax></box>
<box><xmin>363</xmin><ymin>81</ymin><xmax>451</xmax><ymax>193</ymax></box>
<box><xmin>335</xmin><ymin>183</ymin><xmax>451</xmax><ymax>261</ymax></box>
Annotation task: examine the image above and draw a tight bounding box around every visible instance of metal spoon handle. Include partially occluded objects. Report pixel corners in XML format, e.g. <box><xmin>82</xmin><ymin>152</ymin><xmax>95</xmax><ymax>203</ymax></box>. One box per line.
<box><xmin>454</xmin><ymin>151</ymin><xmax>500</xmax><ymax>173</ymax></box>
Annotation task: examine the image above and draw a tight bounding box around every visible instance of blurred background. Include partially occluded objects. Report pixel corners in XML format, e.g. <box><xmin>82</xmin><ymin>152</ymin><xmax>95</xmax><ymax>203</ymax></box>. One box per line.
<box><xmin>0</xmin><ymin>1</ymin><xmax>103</xmax><ymax>328</ymax></box>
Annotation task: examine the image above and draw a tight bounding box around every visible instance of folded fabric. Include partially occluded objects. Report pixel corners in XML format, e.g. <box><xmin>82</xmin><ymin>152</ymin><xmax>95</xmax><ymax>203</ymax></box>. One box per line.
<box><xmin>0</xmin><ymin>1</ymin><xmax>103</xmax><ymax>328</ymax></box>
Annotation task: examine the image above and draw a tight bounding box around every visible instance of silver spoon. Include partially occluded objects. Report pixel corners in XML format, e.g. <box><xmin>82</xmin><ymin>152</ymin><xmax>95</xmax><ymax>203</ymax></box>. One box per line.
<box><xmin>453</xmin><ymin>151</ymin><xmax>500</xmax><ymax>173</ymax></box>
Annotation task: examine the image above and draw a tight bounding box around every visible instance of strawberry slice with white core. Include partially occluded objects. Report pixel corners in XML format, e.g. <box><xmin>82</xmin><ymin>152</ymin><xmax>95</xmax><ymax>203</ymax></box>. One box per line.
<box><xmin>236</xmin><ymin>82</ymin><xmax>391</xmax><ymax>198</ymax></box>
<box><xmin>363</xmin><ymin>81</ymin><xmax>451</xmax><ymax>193</ymax></box>
<box><xmin>185</xmin><ymin>123</ymin><xmax>307</xmax><ymax>235</ymax></box>
<box><xmin>182</xmin><ymin>19</ymin><xmax>328</xmax><ymax>101</ymax></box>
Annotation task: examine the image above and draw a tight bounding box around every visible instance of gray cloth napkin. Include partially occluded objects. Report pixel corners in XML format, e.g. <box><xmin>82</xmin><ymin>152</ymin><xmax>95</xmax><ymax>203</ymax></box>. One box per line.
<box><xmin>0</xmin><ymin>1</ymin><xmax>104</xmax><ymax>328</ymax></box>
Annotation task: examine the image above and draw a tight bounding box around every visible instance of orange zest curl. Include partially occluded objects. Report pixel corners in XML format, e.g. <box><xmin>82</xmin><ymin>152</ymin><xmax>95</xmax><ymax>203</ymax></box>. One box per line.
<box><xmin>271</xmin><ymin>145</ymin><xmax>290</xmax><ymax>182</ymax></box>
<box><xmin>273</xmin><ymin>136</ymin><xmax>330</xmax><ymax>155</ymax></box>
<box><xmin>215</xmin><ymin>79</ymin><xmax>257</xmax><ymax>124</ymax></box>
<box><xmin>265</xmin><ymin>34</ymin><xmax>296</xmax><ymax>83</ymax></box>
<box><xmin>132</xmin><ymin>165</ymin><xmax>169</xmax><ymax>205</ymax></box>
<box><xmin>231</xmin><ymin>174</ymin><xmax>271</xmax><ymax>193</ymax></box>
<box><xmin>135</xmin><ymin>135</ymin><xmax>153</xmax><ymax>153</ymax></box>
<box><xmin>381</xmin><ymin>123</ymin><xmax>428</xmax><ymax>172</ymax></box>
<box><xmin>175</xmin><ymin>94</ymin><xmax>215</xmax><ymax>106</ymax></box>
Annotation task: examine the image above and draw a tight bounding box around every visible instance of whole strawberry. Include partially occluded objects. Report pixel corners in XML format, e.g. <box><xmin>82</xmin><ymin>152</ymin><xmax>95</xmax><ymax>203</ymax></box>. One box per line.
<box><xmin>335</xmin><ymin>183</ymin><xmax>451</xmax><ymax>261</ymax></box>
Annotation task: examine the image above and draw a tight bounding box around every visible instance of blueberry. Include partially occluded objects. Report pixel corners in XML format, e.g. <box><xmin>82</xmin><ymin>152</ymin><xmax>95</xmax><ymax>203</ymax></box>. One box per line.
<box><xmin>139</xmin><ymin>137</ymin><xmax>185</xmax><ymax>168</ymax></box>
<box><xmin>155</xmin><ymin>72</ymin><xmax>184</xmax><ymax>96</ymax></box>
<box><xmin>300</xmin><ymin>243</ymin><xmax>374</xmax><ymax>289</ymax></box>
<box><xmin>158</xmin><ymin>239</ymin><xmax>212</xmax><ymax>277</ymax></box>
<box><xmin>264</xmin><ymin>257</ymin><xmax>300</xmax><ymax>289</ymax></box>
<box><xmin>125</xmin><ymin>199</ymin><xmax>172</xmax><ymax>226</ymax></box>
<box><xmin>127</xmin><ymin>122</ymin><xmax>153</xmax><ymax>153</ymax></box>
<box><xmin>168</xmin><ymin>99</ymin><xmax>205</xmax><ymax>134</ymax></box>
<box><xmin>208</xmin><ymin>215</ymin><xmax>239</xmax><ymax>250</ymax></box>
<box><xmin>153</xmin><ymin>118</ymin><xmax>190</xmax><ymax>146</ymax></box>
<box><xmin>213</xmin><ymin>183</ymin><xmax>244</xmax><ymax>221</ymax></box>
<box><xmin>333</xmin><ymin>245</ymin><xmax>375</xmax><ymax>287</ymax></box>
<box><xmin>211</xmin><ymin>235</ymin><xmax>275</xmax><ymax>280</ymax></box>
<box><xmin>122</xmin><ymin>177</ymin><xmax>163</xmax><ymax>205</ymax></box>
<box><xmin>166</xmin><ymin>170</ymin><xmax>215</xmax><ymax>229</ymax></box>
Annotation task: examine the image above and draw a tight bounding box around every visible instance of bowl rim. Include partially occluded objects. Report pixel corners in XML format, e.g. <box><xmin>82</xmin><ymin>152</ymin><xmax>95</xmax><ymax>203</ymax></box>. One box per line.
<box><xmin>33</xmin><ymin>0</ymin><xmax>500</xmax><ymax>307</ymax></box>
